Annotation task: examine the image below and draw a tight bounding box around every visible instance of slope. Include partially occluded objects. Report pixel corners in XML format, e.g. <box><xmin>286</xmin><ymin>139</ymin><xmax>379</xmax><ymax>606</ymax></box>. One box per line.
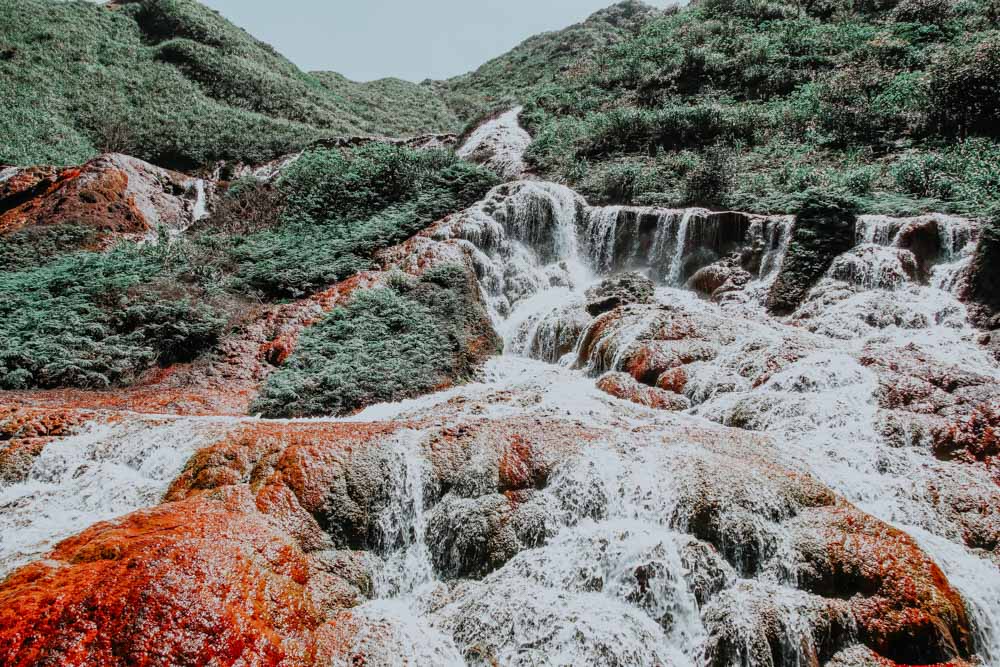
<box><xmin>0</xmin><ymin>0</ymin><xmax>459</xmax><ymax>169</ymax></box>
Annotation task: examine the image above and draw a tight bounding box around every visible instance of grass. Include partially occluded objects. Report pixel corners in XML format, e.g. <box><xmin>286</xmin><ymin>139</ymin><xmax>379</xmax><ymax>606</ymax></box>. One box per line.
<box><xmin>0</xmin><ymin>0</ymin><xmax>459</xmax><ymax>169</ymax></box>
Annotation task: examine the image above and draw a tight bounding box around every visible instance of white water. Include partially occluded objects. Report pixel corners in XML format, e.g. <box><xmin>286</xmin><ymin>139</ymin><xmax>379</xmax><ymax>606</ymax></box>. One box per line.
<box><xmin>191</xmin><ymin>178</ymin><xmax>208</xmax><ymax>222</ymax></box>
<box><xmin>336</xmin><ymin>163</ymin><xmax>998</xmax><ymax>665</ymax></box>
<box><xmin>0</xmin><ymin>166</ymin><xmax>19</xmax><ymax>184</ymax></box>
<box><xmin>0</xmin><ymin>416</ymin><xmax>234</xmax><ymax>577</ymax></box>
<box><xmin>457</xmin><ymin>107</ymin><xmax>533</xmax><ymax>180</ymax></box>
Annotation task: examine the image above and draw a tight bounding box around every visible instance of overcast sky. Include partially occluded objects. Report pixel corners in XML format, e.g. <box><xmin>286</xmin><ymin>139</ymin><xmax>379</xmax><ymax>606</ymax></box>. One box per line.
<box><xmin>197</xmin><ymin>0</ymin><xmax>674</xmax><ymax>82</ymax></box>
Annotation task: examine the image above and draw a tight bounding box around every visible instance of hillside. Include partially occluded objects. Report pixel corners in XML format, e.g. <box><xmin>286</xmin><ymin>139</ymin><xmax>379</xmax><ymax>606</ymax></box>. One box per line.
<box><xmin>0</xmin><ymin>0</ymin><xmax>460</xmax><ymax>169</ymax></box>
<box><xmin>440</xmin><ymin>0</ymin><xmax>1000</xmax><ymax>217</ymax></box>
<box><xmin>437</xmin><ymin>0</ymin><xmax>665</xmax><ymax>121</ymax></box>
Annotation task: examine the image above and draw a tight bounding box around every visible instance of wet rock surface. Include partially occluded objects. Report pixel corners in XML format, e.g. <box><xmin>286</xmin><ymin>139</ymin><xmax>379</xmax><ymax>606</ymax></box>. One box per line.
<box><xmin>0</xmin><ymin>125</ymin><xmax>998</xmax><ymax>666</ymax></box>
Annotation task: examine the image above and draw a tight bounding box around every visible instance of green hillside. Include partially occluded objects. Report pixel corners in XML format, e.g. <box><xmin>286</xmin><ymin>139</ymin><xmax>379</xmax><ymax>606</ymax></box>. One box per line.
<box><xmin>0</xmin><ymin>0</ymin><xmax>459</xmax><ymax>169</ymax></box>
<box><xmin>441</xmin><ymin>0</ymin><xmax>1000</xmax><ymax>216</ymax></box>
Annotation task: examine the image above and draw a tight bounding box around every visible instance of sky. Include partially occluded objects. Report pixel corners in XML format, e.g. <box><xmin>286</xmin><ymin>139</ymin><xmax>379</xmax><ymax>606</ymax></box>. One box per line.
<box><xmin>198</xmin><ymin>0</ymin><xmax>674</xmax><ymax>83</ymax></box>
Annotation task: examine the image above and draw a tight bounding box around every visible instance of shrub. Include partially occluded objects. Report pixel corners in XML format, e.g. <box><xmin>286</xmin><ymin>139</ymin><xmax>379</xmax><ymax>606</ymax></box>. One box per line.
<box><xmin>0</xmin><ymin>225</ymin><xmax>97</xmax><ymax>272</ymax></box>
<box><xmin>0</xmin><ymin>243</ymin><xmax>227</xmax><ymax>389</ymax></box>
<box><xmin>213</xmin><ymin>145</ymin><xmax>498</xmax><ymax>297</ymax></box>
<box><xmin>928</xmin><ymin>32</ymin><xmax>1000</xmax><ymax>136</ymax></box>
<box><xmin>683</xmin><ymin>145</ymin><xmax>737</xmax><ymax>206</ymax></box>
<box><xmin>252</xmin><ymin>265</ymin><xmax>498</xmax><ymax>417</ymax></box>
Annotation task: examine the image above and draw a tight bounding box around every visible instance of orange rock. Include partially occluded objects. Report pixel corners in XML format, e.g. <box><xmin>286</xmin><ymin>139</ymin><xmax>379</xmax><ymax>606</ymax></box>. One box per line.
<box><xmin>0</xmin><ymin>489</ymin><xmax>343</xmax><ymax>667</ymax></box>
<box><xmin>802</xmin><ymin>505</ymin><xmax>973</xmax><ymax>664</ymax></box>
<box><xmin>597</xmin><ymin>372</ymin><xmax>690</xmax><ymax>411</ymax></box>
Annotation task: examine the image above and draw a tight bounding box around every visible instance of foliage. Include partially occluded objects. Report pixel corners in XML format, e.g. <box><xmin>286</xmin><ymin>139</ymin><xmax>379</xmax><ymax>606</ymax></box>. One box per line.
<box><xmin>213</xmin><ymin>144</ymin><xmax>499</xmax><ymax>297</ymax></box>
<box><xmin>0</xmin><ymin>224</ymin><xmax>97</xmax><ymax>271</ymax></box>
<box><xmin>0</xmin><ymin>240</ymin><xmax>227</xmax><ymax>389</ymax></box>
<box><xmin>252</xmin><ymin>265</ymin><xmax>497</xmax><ymax>418</ymax></box>
<box><xmin>445</xmin><ymin>0</ymin><xmax>1000</xmax><ymax>214</ymax></box>
<box><xmin>0</xmin><ymin>0</ymin><xmax>458</xmax><ymax>169</ymax></box>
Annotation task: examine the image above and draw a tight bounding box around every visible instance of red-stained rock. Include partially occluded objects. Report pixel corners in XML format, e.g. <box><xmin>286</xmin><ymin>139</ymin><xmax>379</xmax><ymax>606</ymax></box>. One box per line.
<box><xmin>794</xmin><ymin>504</ymin><xmax>973</xmax><ymax>665</ymax></box>
<box><xmin>0</xmin><ymin>489</ymin><xmax>344</xmax><ymax>667</ymax></box>
<box><xmin>597</xmin><ymin>372</ymin><xmax>690</xmax><ymax>411</ymax></box>
<box><xmin>0</xmin><ymin>154</ymin><xmax>200</xmax><ymax>240</ymax></box>
<box><xmin>656</xmin><ymin>366</ymin><xmax>689</xmax><ymax>394</ymax></box>
<box><xmin>622</xmin><ymin>340</ymin><xmax>717</xmax><ymax>385</ymax></box>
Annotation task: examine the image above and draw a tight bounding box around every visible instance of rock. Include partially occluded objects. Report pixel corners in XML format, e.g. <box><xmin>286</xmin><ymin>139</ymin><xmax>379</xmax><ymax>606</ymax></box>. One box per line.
<box><xmin>768</xmin><ymin>191</ymin><xmax>859</xmax><ymax>315</ymax></box>
<box><xmin>0</xmin><ymin>407</ymin><xmax>91</xmax><ymax>484</ymax></box>
<box><xmin>703</xmin><ymin>581</ymin><xmax>856</xmax><ymax>667</ymax></box>
<box><xmin>790</xmin><ymin>504</ymin><xmax>973</xmax><ymax>664</ymax></box>
<box><xmin>686</xmin><ymin>255</ymin><xmax>753</xmax><ymax>300</ymax></box>
<box><xmin>0</xmin><ymin>154</ymin><xmax>204</xmax><ymax>240</ymax></box>
<box><xmin>964</xmin><ymin>213</ymin><xmax>1000</xmax><ymax>329</ymax></box>
<box><xmin>0</xmin><ymin>488</ymin><xmax>347</xmax><ymax>666</ymax></box>
<box><xmin>585</xmin><ymin>271</ymin><xmax>655</xmax><ymax>316</ymax></box>
<box><xmin>597</xmin><ymin>372</ymin><xmax>691</xmax><ymax>411</ymax></box>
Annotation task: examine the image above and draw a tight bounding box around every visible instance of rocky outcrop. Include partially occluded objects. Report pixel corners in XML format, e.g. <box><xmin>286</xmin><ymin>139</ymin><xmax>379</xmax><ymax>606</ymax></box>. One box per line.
<box><xmin>965</xmin><ymin>213</ymin><xmax>1000</xmax><ymax>329</ymax></box>
<box><xmin>596</xmin><ymin>371</ymin><xmax>690</xmax><ymax>410</ymax></box>
<box><xmin>768</xmin><ymin>193</ymin><xmax>859</xmax><ymax>315</ymax></box>
<box><xmin>0</xmin><ymin>154</ymin><xmax>206</xmax><ymax>241</ymax></box>
<box><xmin>585</xmin><ymin>271</ymin><xmax>654</xmax><ymax>316</ymax></box>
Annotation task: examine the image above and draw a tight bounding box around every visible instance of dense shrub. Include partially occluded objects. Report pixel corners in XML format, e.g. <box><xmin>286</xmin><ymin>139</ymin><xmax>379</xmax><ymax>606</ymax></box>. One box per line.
<box><xmin>928</xmin><ymin>32</ymin><xmax>1000</xmax><ymax>136</ymax></box>
<box><xmin>252</xmin><ymin>265</ymin><xmax>498</xmax><ymax>418</ymax></box>
<box><xmin>215</xmin><ymin>145</ymin><xmax>498</xmax><ymax>297</ymax></box>
<box><xmin>0</xmin><ymin>225</ymin><xmax>97</xmax><ymax>272</ymax></box>
<box><xmin>0</xmin><ymin>242</ymin><xmax>227</xmax><ymax>389</ymax></box>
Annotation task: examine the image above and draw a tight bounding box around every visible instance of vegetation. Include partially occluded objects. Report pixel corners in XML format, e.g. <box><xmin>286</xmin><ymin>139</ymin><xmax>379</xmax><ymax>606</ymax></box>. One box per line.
<box><xmin>252</xmin><ymin>265</ymin><xmax>499</xmax><ymax>418</ymax></box>
<box><xmin>0</xmin><ymin>143</ymin><xmax>496</xmax><ymax>390</ymax></box>
<box><xmin>0</xmin><ymin>0</ymin><xmax>458</xmax><ymax>169</ymax></box>
<box><xmin>213</xmin><ymin>144</ymin><xmax>499</xmax><ymax>297</ymax></box>
<box><xmin>440</xmin><ymin>0</ymin><xmax>1000</xmax><ymax>215</ymax></box>
<box><xmin>0</xmin><ymin>237</ymin><xmax>228</xmax><ymax>389</ymax></box>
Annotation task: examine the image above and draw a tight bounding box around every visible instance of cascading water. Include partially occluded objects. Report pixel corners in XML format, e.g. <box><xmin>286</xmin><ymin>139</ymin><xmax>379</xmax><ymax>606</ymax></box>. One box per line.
<box><xmin>337</xmin><ymin>151</ymin><xmax>999</xmax><ymax>665</ymax></box>
<box><xmin>0</xmin><ymin>416</ymin><xmax>235</xmax><ymax>578</ymax></box>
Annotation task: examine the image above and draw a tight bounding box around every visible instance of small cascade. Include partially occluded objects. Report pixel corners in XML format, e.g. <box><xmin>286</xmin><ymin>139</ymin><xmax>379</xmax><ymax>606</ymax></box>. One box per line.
<box><xmin>371</xmin><ymin>431</ymin><xmax>435</xmax><ymax>598</ymax></box>
<box><xmin>0</xmin><ymin>417</ymin><xmax>233</xmax><ymax>578</ymax></box>
<box><xmin>0</xmin><ymin>166</ymin><xmax>19</xmax><ymax>184</ymax></box>
<box><xmin>457</xmin><ymin>107</ymin><xmax>532</xmax><ymax>180</ymax></box>
<box><xmin>667</xmin><ymin>210</ymin><xmax>697</xmax><ymax>286</ymax></box>
<box><xmin>191</xmin><ymin>178</ymin><xmax>208</xmax><ymax>223</ymax></box>
<box><xmin>585</xmin><ymin>206</ymin><xmax>622</xmax><ymax>274</ymax></box>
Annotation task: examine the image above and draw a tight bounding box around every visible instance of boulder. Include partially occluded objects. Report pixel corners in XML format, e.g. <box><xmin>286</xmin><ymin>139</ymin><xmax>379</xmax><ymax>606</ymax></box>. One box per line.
<box><xmin>597</xmin><ymin>372</ymin><xmax>691</xmax><ymax>411</ymax></box>
<box><xmin>768</xmin><ymin>190</ymin><xmax>859</xmax><ymax>315</ymax></box>
<box><xmin>585</xmin><ymin>271</ymin><xmax>655</xmax><ymax>316</ymax></box>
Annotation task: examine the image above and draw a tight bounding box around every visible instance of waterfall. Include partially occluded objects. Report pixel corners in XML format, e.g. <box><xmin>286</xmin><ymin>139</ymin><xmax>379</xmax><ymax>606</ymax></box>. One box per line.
<box><xmin>457</xmin><ymin>107</ymin><xmax>532</xmax><ymax>180</ymax></box>
<box><xmin>0</xmin><ymin>417</ymin><xmax>234</xmax><ymax>578</ymax></box>
<box><xmin>667</xmin><ymin>210</ymin><xmax>696</xmax><ymax>286</ymax></box>
<box><xmin>371</xmin><ymin>431</ymin><xmax>436</xmax><ymax>598</ymax></box>
<box><xmin>191</xmin><ymin>178</ymin><xmax>208</xmax><ymax>222</ymax></box>
<box><xmin>585</xmin><ymin>206</ymin><xmax>622</xmax><ymax>274</ymax></box>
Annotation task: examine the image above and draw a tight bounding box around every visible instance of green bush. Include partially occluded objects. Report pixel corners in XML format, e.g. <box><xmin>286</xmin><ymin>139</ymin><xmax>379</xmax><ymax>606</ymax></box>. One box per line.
<box><xmin>0</xmin><ymin>224</ymin><xmax>96</xmax><ymax>272</ymax></box>
<box><xmin>928</xmin><ymin>32</ymin><xmax>1000</xmax><ymax>136</ymax></box>
<box><xmin>203</xmin><ymin>145</ymin><xmax>498</xmax><ymax>298</ymax></box>
<box><xmin>0</xmin><ymin>242</ymin><xmax>227</xmax><ymax>389</ymax></box>
<box><xmin>252</xmin><ymin>265</ymin><xmax>498</xmax><ymax>418</ymax></box>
